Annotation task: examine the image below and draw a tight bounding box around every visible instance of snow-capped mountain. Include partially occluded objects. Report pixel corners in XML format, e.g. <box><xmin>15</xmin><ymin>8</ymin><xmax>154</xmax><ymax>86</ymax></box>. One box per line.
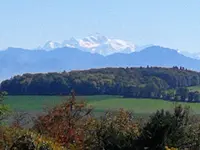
<box><xmin>39</xmin><ymin>33</ymin><xmax>137</xmax><ymax>56</ymax></box>
<box><xmin>178</xmin><ymin>51</ymin><xmax>200</xmax><ymax>60</ymax></box>
<box><xmin>42</xmin><ymin>41</ymin><xmax>62</xmax><ymax>50</ymax></box>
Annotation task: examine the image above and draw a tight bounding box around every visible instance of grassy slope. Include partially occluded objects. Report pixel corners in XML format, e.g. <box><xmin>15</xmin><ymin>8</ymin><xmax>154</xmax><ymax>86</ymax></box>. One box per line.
<box><xmin>3</xmin><ymin>95</ymin><xmax>119</xmax><ymax>112</ymax></box>
<box><xmin>188</xmin><ymin>85</ymin><xmax>200</xmax><ymax>92</ymax></box>
<box><xmin>4</xmin><ymin>95</ymin><xmax>200</xmax><ymax>115</ymax></box>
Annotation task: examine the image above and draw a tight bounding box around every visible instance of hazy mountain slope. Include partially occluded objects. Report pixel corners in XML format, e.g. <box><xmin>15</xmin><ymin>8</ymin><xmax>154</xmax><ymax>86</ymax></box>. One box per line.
<box><xmin>107</xmin><ymin>46</ymin><xmax>200</xmax><ymax>70</ymax></box>
<box><xmin>1</xmin><ymin>46</ymin><xmax>200</xmax><ymax>81</ymax></box>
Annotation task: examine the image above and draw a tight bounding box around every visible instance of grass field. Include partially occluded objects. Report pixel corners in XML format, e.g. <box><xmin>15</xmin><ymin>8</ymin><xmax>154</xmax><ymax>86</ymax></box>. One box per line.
<box><xmin>188</xmin><ymin>85</ymin><xmax>200</xmax><ymax>92</ymax></box>
<box><xmin>4</xmin><ymin>95</ymin><xmax>200</xmax><ymax>115</ymax></box>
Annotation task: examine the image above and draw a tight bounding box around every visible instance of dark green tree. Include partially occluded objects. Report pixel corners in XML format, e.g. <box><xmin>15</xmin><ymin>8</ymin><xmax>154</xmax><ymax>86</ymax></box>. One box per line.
<box><xmin>176</xmin><ymin>87</ymin><xmax>189</xmax><ymax>101</ymax></box>
<box><xmin>137</xmin><ymin>105</ymin><xmax>193</xmax><ymax>149</ymax></box>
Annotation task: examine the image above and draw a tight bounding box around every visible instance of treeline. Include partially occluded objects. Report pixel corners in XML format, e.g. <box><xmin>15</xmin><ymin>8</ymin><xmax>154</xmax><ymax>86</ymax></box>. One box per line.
<box><xmin>1</xmin><ymin>66</ymin><xmax>200</xmax><ymax>96</ymax></box>
<box><xmin>124</xmin><ymin>86</ymin><xmax>200</xmax><ymax>102</ymax></box>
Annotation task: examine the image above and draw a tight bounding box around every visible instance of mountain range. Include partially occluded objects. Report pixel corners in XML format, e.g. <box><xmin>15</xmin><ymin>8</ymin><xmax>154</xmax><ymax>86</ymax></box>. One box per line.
<box><xmin>38</xmin><ymin>33</ymin><xmax>142</xmax><ymax>56</ymax></box>
<box><xmin>38</xmin><ymin>33</ymin><xmax>200</xmax><ymax>59</ymax></box>
<box><xmin>1</xmin><ymin>43</ymin><xmax>200</xmax><ymax>81</ymax></box>
<box><xmin>1</xmin><ymin>34</ymin><xmax>200</xmax><ymax>81</ymax></box>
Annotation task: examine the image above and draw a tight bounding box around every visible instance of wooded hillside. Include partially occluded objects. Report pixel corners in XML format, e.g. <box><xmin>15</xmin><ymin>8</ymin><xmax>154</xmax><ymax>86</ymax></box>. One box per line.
<box><xmin>1</xmin><ymin>66</ymin><xmax>200</xmax><ymax>96</ymax></box>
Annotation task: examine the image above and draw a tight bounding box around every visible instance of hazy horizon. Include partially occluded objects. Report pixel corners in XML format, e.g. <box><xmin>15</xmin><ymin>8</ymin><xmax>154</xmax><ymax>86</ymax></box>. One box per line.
<box><xmin>0</xmin><ymin>0</ymin><xmax>200</xmax><ymax>53</ymax></box>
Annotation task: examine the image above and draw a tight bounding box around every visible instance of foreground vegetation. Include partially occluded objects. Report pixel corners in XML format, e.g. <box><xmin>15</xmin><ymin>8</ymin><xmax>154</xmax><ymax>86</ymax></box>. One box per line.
<box><xmin>2</xmin><ymin>91</ymin><xmax>200</xmax><ymax>149</ymax></box>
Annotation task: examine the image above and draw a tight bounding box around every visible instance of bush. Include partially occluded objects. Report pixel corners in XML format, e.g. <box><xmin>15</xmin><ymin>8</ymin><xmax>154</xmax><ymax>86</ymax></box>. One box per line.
<box><xmin>1</xmin><ymin>127</ymin><xmax>65</xmax><ymax>150</ymax></box>
<box><xmin>137</xmin><ymin>105</ymin><xmax>200</xmax><ymax>149</ymax></box>
<box><xmin>0</xmin><ymin>91</ymin><xmax>10</xmax><ymax>123</ymax></box>
<box><xmin>33</xmin><ymin>93</ymin><xmax>140</xmax><ymax>150</ymax></box>
<box><xmin>0</xmin><ymin>91</ymin><xmax>11</xmax><ymax>149</ymax></box>
<box><xmin>33</xmin><ymin>92</ymin><xmax>92</xmax><ymax>149</ymax></box>
<box><xmin>83</xmin><ymin>109</ymin><xmax>139</xmax><ymax>150</ymax></box>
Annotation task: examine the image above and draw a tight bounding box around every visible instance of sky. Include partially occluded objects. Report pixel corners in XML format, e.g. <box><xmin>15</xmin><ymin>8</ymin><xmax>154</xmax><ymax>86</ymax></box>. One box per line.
<box><xmin>0</xmin><ymin>0</ymin><xmax>200</xmax><ymax>53</ymax></box>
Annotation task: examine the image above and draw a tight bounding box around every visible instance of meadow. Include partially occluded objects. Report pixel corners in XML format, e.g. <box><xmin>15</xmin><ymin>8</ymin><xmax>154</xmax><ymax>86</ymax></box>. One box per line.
<box><xmin>4</xmin><ymin>95</ymin><xmax>200</xmax><ymax>115</ymax></box>
<box><xmin>188</xmin><ymin>85</ymin><xmax>200</xmax><ymax>92</ymax></box>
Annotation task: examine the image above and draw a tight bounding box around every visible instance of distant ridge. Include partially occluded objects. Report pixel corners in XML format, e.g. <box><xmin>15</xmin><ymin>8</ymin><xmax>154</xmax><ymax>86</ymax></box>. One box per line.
<box><xmin>1</xmin><ymin>45</ymin><xmax>200</xmax><ymax>80</ymax></box>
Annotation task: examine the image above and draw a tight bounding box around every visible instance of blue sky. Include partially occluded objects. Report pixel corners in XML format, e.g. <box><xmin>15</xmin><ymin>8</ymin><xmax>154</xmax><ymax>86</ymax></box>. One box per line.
<box><xmin>0</xmin><ymin>0</ymin><xmax>200</xmax><ymax>52</ymax></box>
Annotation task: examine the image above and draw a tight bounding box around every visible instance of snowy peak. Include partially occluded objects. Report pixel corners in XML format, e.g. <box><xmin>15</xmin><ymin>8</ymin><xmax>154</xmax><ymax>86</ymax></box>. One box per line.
<box><xmin>40</xmin><ymin>34</ymin><xmax>137</xmax><ymax>55</ymax></box>
<box><xmin>79</xmin><ymin>34</ymin><xmax>136</xmax><ymax>54</ymax></box>
<box><xmin>62</xmin><ymin>38</ymin><xmax>79</xmax><ymax>48</ymax></box>
<box><xmin>108</xmin><ymin>39</ymin><xmax>135</xmax><ymax>50</ymax></box>
<box><xmin>42</xmin><ymin>41</ymin><xmax>61</xmax><ymax>50</ymax></box>
<box><xmin>83</xmin><ymin>33</ymin><xmax>108</xmax><ymax>44</ymax></box>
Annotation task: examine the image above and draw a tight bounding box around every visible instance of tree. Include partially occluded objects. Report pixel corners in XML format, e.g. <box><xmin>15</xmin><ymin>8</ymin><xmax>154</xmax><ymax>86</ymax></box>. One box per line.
<box><xmin>123</xmin><ymin>86</ymin><xmax>140</xmax><ymax>98</ymax></box>
<box><xmin>33</xmin><ymin>92</ymin><xmax>93</xmax><ymax>148</ymax></box>
<box><xmin>0</xmin><ymin>91</ymin><xmax>10</xmax><ymax>149</ymax></box>
<box><xmin>143</xmin><ymin>83</ymin><xmax>159</xmax><ymax>98</ymax></box>
<box><xmin>176</xmin><ymin>87</ymin><xmax>189</xmax><ymax>101</ymax></box>
<box><xmin>136</xmin><ymin>105</ymin><xmax>194</xmax><ymax>149</ymax></box>
<box><xmin>0</xmin><ymin>91</ymin><xmax>10</xmax><ymax>123</ymax></box>
<box><xmin>188</xmin><ymin>92</ymin><xmax>195</xmax><ymax>102</ymax></box>
<box><xmin>194</xmin><ymin>92</ymin><xmax>200</xmax><ymax>102</ymax></box>
<box><xmin>166</xmin><ymin>90</ymin><xmax>175</xmax><ymax>100</ymax></box>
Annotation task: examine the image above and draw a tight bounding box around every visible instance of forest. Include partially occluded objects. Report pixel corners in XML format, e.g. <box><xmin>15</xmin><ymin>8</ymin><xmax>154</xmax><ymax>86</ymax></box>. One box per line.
<box><xmin>1</xmin><ymin>66</ymin><xmax>200</xmax><ymax>101</ymax></box>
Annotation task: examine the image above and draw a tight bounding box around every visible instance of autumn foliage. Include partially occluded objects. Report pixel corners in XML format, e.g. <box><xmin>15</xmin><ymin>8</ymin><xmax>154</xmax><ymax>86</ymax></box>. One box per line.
<box><xmin>2</xmin><ymin>91</ymin><xmax>200</xmax><ymax>149</ymax></box>
<box><xmin>33</xmin><ymin>91</ymin><xmax>92</xmax><ymax>149</ymax></box>
<box><xmin>33</xmin><ymin>91</ymin><xmax>140</xmax><ymax>149</ymax></box>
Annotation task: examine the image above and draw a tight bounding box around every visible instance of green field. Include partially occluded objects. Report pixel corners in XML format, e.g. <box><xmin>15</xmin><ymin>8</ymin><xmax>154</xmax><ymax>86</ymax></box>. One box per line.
<box><xmin>188</xmin><ymin>85</ymin><xmax>200</xmax><ymax>92</ymax></box>
<box><xmin>3</xmin><ymin>95</ymin><xmax>120</xmax><ymax>112</ymax></box>
<box><xmin>4</xmin><ymin>95</ymin><xmax>200</xmax><ymax>115</ymax></box>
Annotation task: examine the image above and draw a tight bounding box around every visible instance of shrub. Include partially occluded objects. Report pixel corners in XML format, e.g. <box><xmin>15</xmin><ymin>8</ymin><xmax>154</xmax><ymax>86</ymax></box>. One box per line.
<box><xmin>33</xmin><ymin>91</ymin><xmax>92</xmax><ymax>149</ymax></box>
<box><xmin>1</xmin><ymin>127</ymin><xmax>65</xmax><ymax>150</ymax></box>
<box><xmin>83</xmin><ymin>109</ymin><xmax>139</xmax><ymax>150</ymax></box>
<box><xmin>0</xmin><ymin>91</ymin><xmax>11</xmax><ymax>149</ymax></box>
<box><xmin>0</xmin><ymin>91</ymin><xmax>11</xmax><ymax>123</ymax></box>
<box><xmin>137</xmin><ymin>105</ymin><xmax>200</xmax><ymax>149</ymax></box>
<box><xmin>33</xmin><ymin>92</ymin><xmax>140</xmax><ymax>150</ymax></box>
